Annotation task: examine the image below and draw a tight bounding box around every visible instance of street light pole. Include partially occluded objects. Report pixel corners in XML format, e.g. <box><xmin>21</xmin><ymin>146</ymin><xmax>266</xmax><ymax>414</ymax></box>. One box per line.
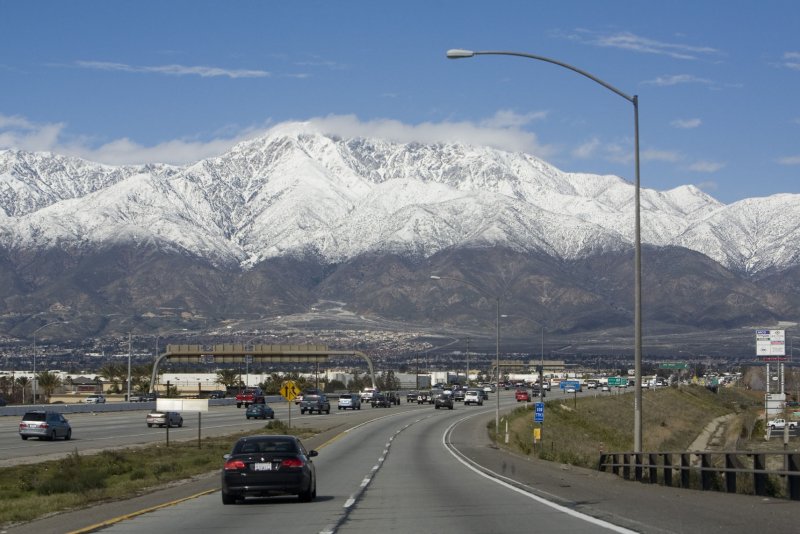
<box><xmin>431</xmin><ymin>275</ymin><xmax>503</xmax><ymax>441</ymax></box>
<box><xmin>495</xmin><ymin>297</ymin><xmax>500</xmax><ymax>438</ymax></box>
<box><xmin>446</xmin><ymin>48</ymin><xmax>643</xmax><ymax>453</ymax></box>
<box><xmin>32</xmin><ymin>321</ymin><xmax>66</xmax><ymax>404</ymax></box>
<box><xmin>127</xmin><ymin>332</ymin><xmax>132</xmax><ymax>402</ymax></box>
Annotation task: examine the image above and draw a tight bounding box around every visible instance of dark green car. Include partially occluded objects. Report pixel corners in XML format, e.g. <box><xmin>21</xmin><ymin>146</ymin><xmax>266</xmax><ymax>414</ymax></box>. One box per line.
<box><xmin>246</xmin><ymin>403</ymin><xmax>275</xmax><ymax>419</ymax></box>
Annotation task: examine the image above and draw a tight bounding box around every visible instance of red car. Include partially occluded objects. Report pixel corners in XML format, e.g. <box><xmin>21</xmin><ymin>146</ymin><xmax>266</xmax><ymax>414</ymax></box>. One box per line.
<box><xmin>515</xmin><ymin>389</ymin><xmax>531</xmax><ymax>402</ymax></box>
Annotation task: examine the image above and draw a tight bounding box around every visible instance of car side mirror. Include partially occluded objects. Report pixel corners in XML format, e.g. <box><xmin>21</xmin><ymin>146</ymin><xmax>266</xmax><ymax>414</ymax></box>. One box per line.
<box><xmin>308</xmin><ymin>450</ymin><xmax>319</xmax><ymax>457</ymax></box>
<box><xmin>223</xmin><ymin>454</ymin><xmax>231</xmax><ymax>460</ymax></box>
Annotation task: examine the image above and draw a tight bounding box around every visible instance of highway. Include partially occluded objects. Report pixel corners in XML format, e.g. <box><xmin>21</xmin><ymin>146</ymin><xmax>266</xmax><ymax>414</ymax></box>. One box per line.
<box><xmin>84</xmin><ymin>394</ymin><xmax>629</xmax><ymax>534</ymax></box>
<box><xmin>5</xmin><ymin>390</ymin><xmax>800</xmax><ymax>533</ymax></box>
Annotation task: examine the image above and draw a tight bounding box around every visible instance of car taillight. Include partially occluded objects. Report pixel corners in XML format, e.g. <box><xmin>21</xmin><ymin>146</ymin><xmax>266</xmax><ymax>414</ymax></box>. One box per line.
<box><xmin>280</xmin><ymin>458</ymin><xmax>304</xmax><ymax>468</ymax></box>
<box><xmin>224</xmin><ymin>459</ymin><xmax>246</xmax><ymax>470</ymax></box>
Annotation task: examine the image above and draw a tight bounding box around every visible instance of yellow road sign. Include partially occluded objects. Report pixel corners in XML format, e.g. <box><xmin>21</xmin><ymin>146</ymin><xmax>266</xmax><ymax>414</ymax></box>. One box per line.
<box><xmin>280</xmin><ymin>380</ymin><xmax>300</xmax><ymax>402</ymax></box>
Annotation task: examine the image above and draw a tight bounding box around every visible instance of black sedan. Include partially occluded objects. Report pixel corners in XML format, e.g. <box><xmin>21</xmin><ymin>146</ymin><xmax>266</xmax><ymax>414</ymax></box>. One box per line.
<box><xmin>221</xmin><ymin>435</ymin><xmax>318</xmax><ymax>504</ymax></box>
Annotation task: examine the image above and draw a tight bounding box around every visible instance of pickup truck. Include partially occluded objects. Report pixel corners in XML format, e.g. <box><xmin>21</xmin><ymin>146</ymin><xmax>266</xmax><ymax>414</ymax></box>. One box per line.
<box><xmin>767</xmin><ymin>418</ymin><xmax>798</xmax><ymax>430</ymax></box>
<box><xmin>235</xmin><ymin>387</ymin><xmax>265</xmax><ymax>408</ymax></box>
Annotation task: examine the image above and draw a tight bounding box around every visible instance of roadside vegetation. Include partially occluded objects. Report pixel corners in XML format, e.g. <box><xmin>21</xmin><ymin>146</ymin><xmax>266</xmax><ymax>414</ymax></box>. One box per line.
<box><xmin>493</xmin><ymin>385</ymin><xmax>764</xmax><ymax>468</ymax></box>
<box><xmin>0</xmin><ymin>420</ymin><xmax>317</xmax><ymax>528</ymax></box>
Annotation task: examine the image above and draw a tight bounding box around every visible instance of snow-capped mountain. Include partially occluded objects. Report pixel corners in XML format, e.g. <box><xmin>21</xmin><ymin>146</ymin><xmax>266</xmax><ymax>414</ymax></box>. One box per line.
<box><xmin>1</xmin><ymin>122</ymin><xmax>798</xmax><ymax>275</ymax></box>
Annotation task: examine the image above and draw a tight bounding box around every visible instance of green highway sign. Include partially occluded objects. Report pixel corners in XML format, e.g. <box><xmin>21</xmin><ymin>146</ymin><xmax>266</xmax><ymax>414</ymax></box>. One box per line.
<box><xmin>659</xmin><ymin>362</ymin><xmax>688</xmax><ymax>369</ymax></box>
<box><xmin>608</xmin><ymin>377</ymin><xmax>627</xmax><ymax>386</ymax></box>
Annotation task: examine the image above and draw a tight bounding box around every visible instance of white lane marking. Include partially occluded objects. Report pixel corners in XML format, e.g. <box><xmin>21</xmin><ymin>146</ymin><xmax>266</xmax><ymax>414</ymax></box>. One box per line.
<box><xmin>441</xmin><ymin>418</ymin><xmax>637</xmax><ymax>534</ymax></box>
<box><xmin>320</xmin><ymin>412</ymin><xmax>436</xmax><ymax>534</ymax></box>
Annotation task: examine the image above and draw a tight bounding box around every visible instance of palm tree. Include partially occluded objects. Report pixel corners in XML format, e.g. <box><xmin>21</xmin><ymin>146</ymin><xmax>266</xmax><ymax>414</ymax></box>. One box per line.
<box><xmin>36</xmin><ymin>371</ymin><xmax>62</xmax><ymax>403</ymax></box>
<box><xmin>99</xmin><ymin>363</ymin><xmax>125</xmax><ymax>393</ymax></box>
<box><xmin>15</xmin><ymin>376</ymin><xmax>30</xmax><ymax>404</ymax></box>
<box><xmin>0</xmin><ymin>376</ymin><xmax>11</xmax><ymax>399</ymax></box>
<box><xmin>216</xmin><ymin>369</ymin><xmax>241</xmax><ymax>391</ymax></box>
<box><xmin>131</xmin><ymin>364</ymin><xmax>152</xmax><ymax>393</ymax></box>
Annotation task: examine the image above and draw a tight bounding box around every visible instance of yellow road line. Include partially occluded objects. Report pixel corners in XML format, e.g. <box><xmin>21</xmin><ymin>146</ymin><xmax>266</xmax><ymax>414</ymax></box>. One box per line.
<box><xmin>66</xmin><ymin>489</ymin><xmax>217</xmax><ymax>534</ymax></box>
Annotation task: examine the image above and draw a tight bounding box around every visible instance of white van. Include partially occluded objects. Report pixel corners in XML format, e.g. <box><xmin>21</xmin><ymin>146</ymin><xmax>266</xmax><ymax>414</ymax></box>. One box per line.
<box><xmin>360</xmin><ymin>387</ymin><xmax>377</xmax><ymax>402</ymax></box>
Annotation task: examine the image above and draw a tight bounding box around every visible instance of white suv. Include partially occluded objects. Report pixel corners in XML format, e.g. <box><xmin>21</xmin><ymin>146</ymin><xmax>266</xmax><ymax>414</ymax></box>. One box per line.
<box><xmin>85</xmin><ymin>394</ymin><xmax>106</xmax><ymax>404</ymax></box>
<box><xmin>464</xmin><ymin>390</ymin><xmax>483</xmax><ymax>406</ymax></box>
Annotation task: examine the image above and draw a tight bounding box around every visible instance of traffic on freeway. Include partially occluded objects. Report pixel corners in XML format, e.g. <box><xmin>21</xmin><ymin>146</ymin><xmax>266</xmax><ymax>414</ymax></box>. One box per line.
<box><xmin>4</xmin><ymin>388</ymin><xmax>797</xmax><ymax>534</ymax></box>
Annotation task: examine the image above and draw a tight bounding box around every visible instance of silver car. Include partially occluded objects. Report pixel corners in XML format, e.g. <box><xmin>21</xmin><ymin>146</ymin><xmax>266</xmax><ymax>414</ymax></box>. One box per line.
<box><xmin>337</xmin><ymin>393</ymin><xmax>361</xmax><ymax>410</ymax></box>
<box><xmin>19</xmin><ymin>410</ymin><xmax>72</xmax><ymax>440</ymax></box>
<box><xmin>146</xmin><ymin>411</ymin><xmax>183</xmax><ymax>428</ymax></box>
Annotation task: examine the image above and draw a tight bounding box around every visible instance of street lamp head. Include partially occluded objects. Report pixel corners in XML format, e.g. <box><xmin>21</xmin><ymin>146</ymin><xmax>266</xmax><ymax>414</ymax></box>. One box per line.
<box><xmin>446</xmin><ymin>49</ymin><xmax>475</xmax><ymax>59</ymax></box>
<box><xmin>430</xmin><ymin>275</ymin><xmax>441</xmax><ymax>280</ymax></box>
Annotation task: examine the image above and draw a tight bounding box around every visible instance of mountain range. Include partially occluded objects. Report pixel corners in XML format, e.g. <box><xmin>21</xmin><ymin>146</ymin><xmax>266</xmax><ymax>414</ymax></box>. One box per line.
<box><xmin>1</xmin><ymin>122</ymin><xmax>798</xmax><ymax>354</ymax></box>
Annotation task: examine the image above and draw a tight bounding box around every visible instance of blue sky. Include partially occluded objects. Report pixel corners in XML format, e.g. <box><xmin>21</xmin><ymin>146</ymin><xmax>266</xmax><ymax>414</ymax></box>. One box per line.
<box><xmin>1</xmin><ymin>0</ymin><xmax>797</xmax><ymax>204</ymax></box>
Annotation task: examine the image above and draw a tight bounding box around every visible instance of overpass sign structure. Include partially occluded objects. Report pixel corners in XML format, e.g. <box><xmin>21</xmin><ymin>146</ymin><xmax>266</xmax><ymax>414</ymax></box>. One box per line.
<box><xmin>149</xmin><ymin>343</ymin><xmax>376</xmax><ymax>392</ymax></box>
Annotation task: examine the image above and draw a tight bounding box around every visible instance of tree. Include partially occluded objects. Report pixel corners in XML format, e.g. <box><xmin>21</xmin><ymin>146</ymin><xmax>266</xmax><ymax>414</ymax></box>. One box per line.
<box><xmin>325</xmin><ymin>379</ymin><xmax>346</xmax><ymax>393</ymax></box>
<box><xmin>0</xmin><ymin>376</ymin><xmax>11</xmax><ymax>399</ymax></box>
<box><xmin>15</xmin><ymin>376</ymin><xmax>30</xmax><ymax>403</ymax></box>
<box><xmin>260</xmin><ymin>373</ymin><xmax>284</xmax><ymax>395</ymax></box>
<box><xmin>131</xmin><ymin>365</ymin><xmax>152</xmax><ymax>393</ymax></box>
<box><xmin>216</xmin><ymin>369</ymin><xmax>242</xmax><ymax>391</ymax></box>
<box><xmin>99</xmin><ymin>363</ymin><xmax>125</xmax><ymax>393</ymax></box>
<box><xmin>36</xmin><ymin>371</ymin><xmax>62</xmax><ymax>403</ymax></box>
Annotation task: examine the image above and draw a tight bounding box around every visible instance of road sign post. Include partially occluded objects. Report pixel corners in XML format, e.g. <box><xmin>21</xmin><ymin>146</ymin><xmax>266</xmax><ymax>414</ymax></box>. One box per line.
<box><xmin>280</xmin><ymin>380</ymin><xmax>300</xmax><ymax>428</ymax></box>
<box><xmin>533</xmin><ymin>402</ymin><xmax>544</xmax><ymax>451</ymax></box>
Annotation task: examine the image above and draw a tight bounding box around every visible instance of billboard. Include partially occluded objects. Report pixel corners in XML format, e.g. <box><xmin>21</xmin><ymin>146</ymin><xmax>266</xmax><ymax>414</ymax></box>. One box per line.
<box><xmin>756</xmin><ymin>329</ymin><xmax>785</xmax><ymax>357</ymax></box>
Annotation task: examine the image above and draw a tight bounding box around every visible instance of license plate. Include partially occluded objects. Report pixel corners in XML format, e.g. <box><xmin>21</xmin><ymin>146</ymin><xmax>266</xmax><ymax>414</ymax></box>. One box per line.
<box><xmin>253</xmin><ymin>463</ymin><xmax>273</xmax><ymax>471</ymax></box>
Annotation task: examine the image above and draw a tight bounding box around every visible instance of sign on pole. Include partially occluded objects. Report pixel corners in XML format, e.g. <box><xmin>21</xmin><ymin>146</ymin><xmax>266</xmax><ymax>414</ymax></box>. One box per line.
<box><xmin>756</xmin><ymin>329</ymin><xmax>786</xmax><ymax>357</ymax></box>
<box><xmin>534</xmin><ymin>402</ymin><xmax>544</xmax><ymax>423</ymax></box>
<box><xmin>280</xmin><ymin>380</ymin><xmax>300</xmax><ymax>402</ymax></box>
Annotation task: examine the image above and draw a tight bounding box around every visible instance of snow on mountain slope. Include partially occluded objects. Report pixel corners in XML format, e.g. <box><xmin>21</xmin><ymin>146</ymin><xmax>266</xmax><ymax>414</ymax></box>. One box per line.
<box><xmin>670</xmin><ymin>193</ymin><xmax>800</xmax><ymax>273</ymax></box>
<box><xmin>0</xmin><ymin>122</ymin><xmax>797</xmax><ymax>274</ymax></box>
<box><xmin>0</xmin><ymin>149</ymin><xmax>175</xmax><ymax>217</ymax></box>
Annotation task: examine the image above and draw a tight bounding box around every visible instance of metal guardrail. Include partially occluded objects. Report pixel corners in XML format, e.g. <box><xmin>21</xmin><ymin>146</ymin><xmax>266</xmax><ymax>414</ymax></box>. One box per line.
<box><xmin>598</xmin><ymin>450</ymin><xmax>800</xmax><ymax>500</ymax></box>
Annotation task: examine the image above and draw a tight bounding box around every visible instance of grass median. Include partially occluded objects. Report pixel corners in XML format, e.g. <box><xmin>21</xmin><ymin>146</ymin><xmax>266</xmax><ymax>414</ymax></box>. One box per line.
<box><xmin>0</xmin><ymin>420</ymin><xmax>317</xmax><ymax>528</ymax></box>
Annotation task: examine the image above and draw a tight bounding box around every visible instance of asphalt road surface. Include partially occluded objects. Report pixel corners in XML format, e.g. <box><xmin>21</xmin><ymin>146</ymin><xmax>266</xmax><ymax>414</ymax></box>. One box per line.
<box><xmin>86</xmin><ymin>399</ymin><xmax>630</xmax><ymax>534</ymax></box>
<box><xmin>5</xmin><ymin>390</ymin><xmax>799</xmax><ymax>534</ymax></box>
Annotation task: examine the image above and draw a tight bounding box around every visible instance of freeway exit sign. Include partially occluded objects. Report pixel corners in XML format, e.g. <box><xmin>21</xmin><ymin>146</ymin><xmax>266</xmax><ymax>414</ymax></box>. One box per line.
<box><xmin>608</xmin><ymin>377</ymin><xmax>627</xmax><ymax>386</ymax></box>
<box><xmin>659</xmin><ymin>362</ymin><xmax>688</xmax><ymax>369</ymax></box>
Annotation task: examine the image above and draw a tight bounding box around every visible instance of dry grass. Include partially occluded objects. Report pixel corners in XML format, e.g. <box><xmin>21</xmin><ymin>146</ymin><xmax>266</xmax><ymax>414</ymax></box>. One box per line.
<box><xmin>495</xmin><ymin>385</ymin><xmax>764</xmax><ymax>468</ymax></box>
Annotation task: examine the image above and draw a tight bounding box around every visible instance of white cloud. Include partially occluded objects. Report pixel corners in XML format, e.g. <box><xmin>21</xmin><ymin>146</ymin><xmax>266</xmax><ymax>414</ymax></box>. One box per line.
<box><xmin>0</xmin><ymin>112</ymin><xmax>266</xmax><ymax>164</ymax></box>
<box><xmin>0</xmin><ymin>112</ymin><xmax>555</xmax><ymax>165</ymax></box>
<box><xmin>572</xmin><ymin>138</ymin><xmax>601</xmax><ymax>159</ymax></box>
<box><xmin>480</xmin><ymin>109</ymin><xmax>548</xmax><ymax>129</ymax></box>
<box><xmin>307</xmin><ymin>112</ymin><xmax>554</xmax><ymax>157</ymax></box>
<box><xmin>782</xmin><ymin>52</ymin><xmax>800</xmax><ymax>71</ymax></box>
<box><xmin>696</xmin><ymin>180</ymin><xmax>719</xmax><ymax>193</ymax></box>
<box><xmin>671</xmin><ymin>118</ymin><xmax>702</xmax><ymax>129</ymax></box>
<box><xmin>687</xmin><ymin>161</ymin><xmax>725</xmax><ymax>173</ymax></box>
<box><xmin>641</xmin><ymin>149</ymin><xmax>682</xmax><ymax>163</ymax></box>
<box><xmin>778</xmin><ymin>155</ymin><xmax>800</xmax><ymax>165</ymax></box>
<box><xmin>560</xmin><ymin>30</ymin><xmax>719</xmax><ymax>60</ymax></box>
<box><xmin>75</xmin><ymin>60</ymin><xmax>269</xmax><ymax>79</ymax></box>
<box><xmin>643</xmin><ymin>74</ymin><xmax>712</xmax><ymax>86</ymax></box>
